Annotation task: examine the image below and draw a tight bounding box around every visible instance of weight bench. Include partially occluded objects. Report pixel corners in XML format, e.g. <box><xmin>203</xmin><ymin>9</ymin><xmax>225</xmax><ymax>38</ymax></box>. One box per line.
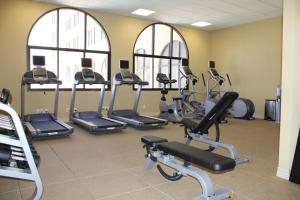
<box><xmin>181</xmin><ymin>92</ymin><xmax>249</xmax><ymax>165</ymax></box>
<box><xmin>142</xmin><ymin>135</ymin><xmax>235</xmax><ymax>200</ymax></box>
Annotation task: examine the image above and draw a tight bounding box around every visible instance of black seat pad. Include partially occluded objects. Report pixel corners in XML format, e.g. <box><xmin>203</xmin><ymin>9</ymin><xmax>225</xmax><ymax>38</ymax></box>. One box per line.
<box><xmin>157</xmin><ymin>141</ymin><xmax>236</xmax><ymax>172</ymax></box>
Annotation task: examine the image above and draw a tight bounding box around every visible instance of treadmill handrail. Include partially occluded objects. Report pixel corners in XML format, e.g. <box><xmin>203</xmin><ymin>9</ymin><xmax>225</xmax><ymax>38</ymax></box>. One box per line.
<box><xmin>73</xmin><ymin>71</ymin><xmax>109</xmax><ymax>85</ymax></box>
<box><xmin>113</xmin><ymin>73</ymin><xmax>148</xmax><ymax>85</ymax></box>
<box><xmin>22</xmin><ymin>78</ymin><xmax>62</xmax><ymax>85</ymax></box>
<box><xmin>22</xmin><ymin>70</ymin><xmax>62</xmax><ymax>85</ymax></box>
<box><xmin>74</xmin><ymin>79</ymin><xmax>110</xmax><ymax>85</ymax></box>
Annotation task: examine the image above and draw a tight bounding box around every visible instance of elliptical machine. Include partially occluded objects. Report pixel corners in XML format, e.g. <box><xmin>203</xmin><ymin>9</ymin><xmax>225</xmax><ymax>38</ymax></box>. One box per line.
<box><xmin>156</xmin><ymin>73</ymin><xmax>182</xmax><ymax>123</ymax></box>
<box><xmin>179</xmin><ymin>58</ymin><xmax>205</xmax><ymax>119</ymax></box>
<box><xmin>204</xmin><ymin>61</ymin><xmax>255</xmax><ymax>120</ymax></box>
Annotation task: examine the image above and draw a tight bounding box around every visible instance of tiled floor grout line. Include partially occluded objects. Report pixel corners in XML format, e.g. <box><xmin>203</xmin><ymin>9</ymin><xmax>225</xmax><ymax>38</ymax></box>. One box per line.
<box><xmin>125</xmin><ymin>169</ymin><xmax>153</xmax><ymax>187</ymax></box>
<box><xmin>0</xmin><ymin>188</ymin><xmax>20</xmax><ymax>195</ymax></box>
<box><xmin>95</xmin><ymin>185</ymin><xmax>152</xmax><ymax>200</ymax></box>
<box><xmin>46</xmin><ymin>141</ymin><xmax>78</xmax><ymax>177</ymax></box>
<box><xmin>151</xmin><ymin>185</ymin><xmax>176</xmax><ymax>200</ymax></box>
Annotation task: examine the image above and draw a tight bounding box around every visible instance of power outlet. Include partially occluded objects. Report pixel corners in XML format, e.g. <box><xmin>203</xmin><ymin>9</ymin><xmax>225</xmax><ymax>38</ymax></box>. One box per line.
<box><xmin>36</xmin><ymin>108</ymin><xmax>48</xmax><ymax>113</ymax></box>
<box><xmin>102</xmin><ymin>106</ymin><xmax>109</xmax><ymax>111</ymax></box>
<box><xmin>142</xmin><ymin>104</ymin><xmax>146</xmax><ymax>109</ymax></box>
<box><xmin>66</xmin><ymin>107</ymin><xmax>77</xmax><ymax>113</ymax></box>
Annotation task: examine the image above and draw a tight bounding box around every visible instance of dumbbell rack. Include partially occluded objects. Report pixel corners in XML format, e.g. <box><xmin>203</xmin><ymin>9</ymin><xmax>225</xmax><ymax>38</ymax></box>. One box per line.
<box><xmin>0</xmin><ymin>102</ymin><xmax>42</xmax><ymax>200</ymax></box>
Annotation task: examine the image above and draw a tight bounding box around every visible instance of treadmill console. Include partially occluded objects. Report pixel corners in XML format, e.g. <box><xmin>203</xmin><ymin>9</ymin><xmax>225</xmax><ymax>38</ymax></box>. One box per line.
<box><xmin>209</xmin><ymin>60</ymin><xmax>215</xmax><ymax>68</ymax></box>
<box><xmin>183</xmin><ymin>66</ymin><xmax>193</xmax><ymax>76</ymax></box>
<box><xmin>32</xmin><ymin>56</ymin><xmax>48</xmax><ymax>81</ymax></box>
<box><xmin>119</xmin><ymin>60</ymin><xmax>133</xmax><ymax>81</ymax></box>
<box><xmin>208</xmin><ymin>60</ymin><xmax>220</xmax><ymax>79</ymax></box>
<box><xmin>181</xmin><ymin>58</ymin><xmax>189</xmax><ymax>67</ymax></box>
<box><xmin>181</xmin><ymin>58</ymin><xmax>193</xmax><ymax>76</ymax></box>
<box><xmin>81</xmin><ymin>58</ymin><xmax>96</xmax><ymax>81</ymax></box>
<box><xmin>208</xmin><ymin>60</ymin><xmax>224</xmax><ymax>85</ymax></box>
<box><xmin>33</xmin><ymin>56</ymin><xmax>45</xmax><ymax>66</ymax></box>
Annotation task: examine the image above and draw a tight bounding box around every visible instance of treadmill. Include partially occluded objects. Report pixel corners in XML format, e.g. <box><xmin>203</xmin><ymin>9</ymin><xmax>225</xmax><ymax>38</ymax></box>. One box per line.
<box><xmin>108</xmin><ymin>60</ymin><xmax>168</xmax><ymax>129</ymax></box>
<box><xmin>69</xmin><ymin>58</ymin><xmax>127</xmax><ymax>133</ymax></box>
<box><xmin>21</xmin><ymin>56</ymin><xmax>73</xmax><ymax>139</ymax></box>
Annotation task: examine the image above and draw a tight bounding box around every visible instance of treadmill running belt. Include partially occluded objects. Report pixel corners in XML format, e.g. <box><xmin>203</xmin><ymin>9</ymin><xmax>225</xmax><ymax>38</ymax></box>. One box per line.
<box><xmin>127</xmin><ymin>115</ymin><xmax>164</xmax><ymax>124</ymax></box>
<box><xmin>31</xmin><ymin>121</ymin><xmax>67</xmax><ymax>133</ymax></box>
<box><xmin>82</xmin><ymin>118</ymin><xmax>123</xmax><ymax>128</ymax></box>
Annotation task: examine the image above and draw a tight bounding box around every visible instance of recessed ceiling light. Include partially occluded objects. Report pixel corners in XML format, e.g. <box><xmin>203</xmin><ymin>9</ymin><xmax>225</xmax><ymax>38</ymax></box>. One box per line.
<box><xmin>132</xmin><ymin>8</ymin><xmax>155</xmax><ymax>16</ymax></box>
<box><xmin>192</xmin><ymin>21</ymin><xmax>212</xmax><ymax>27</ymax></box>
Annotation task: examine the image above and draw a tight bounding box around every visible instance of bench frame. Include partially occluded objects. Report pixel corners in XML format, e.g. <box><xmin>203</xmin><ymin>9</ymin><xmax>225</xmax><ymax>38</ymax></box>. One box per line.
<box><xmin>184</xmin><ymin>129</ymin><xmax>248</xmax><ymax>165</ymax></box>
<box><xmin>182</xmin><ymin>92</ymin><xmax>249</xmax><ymax>165</ymax></box>
<box><xmin>144</xmin><ymin>145</ymin><xmax>233</xmax><ymax>200</ymax></box>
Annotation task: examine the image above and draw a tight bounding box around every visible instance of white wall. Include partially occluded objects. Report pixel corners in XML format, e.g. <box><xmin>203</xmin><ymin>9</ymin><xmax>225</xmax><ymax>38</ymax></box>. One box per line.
<box><xmin>277</xmin><ymin>0</ymin><xmax>300</xmax><ymax>179</ymax></box>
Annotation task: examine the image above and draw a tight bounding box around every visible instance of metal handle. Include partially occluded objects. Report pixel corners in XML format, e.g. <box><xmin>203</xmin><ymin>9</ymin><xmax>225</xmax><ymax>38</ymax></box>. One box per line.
<box><xmin>201</xmin><ymin>73</ymin><xmax>206</xmax><ymax>87</ymax></box>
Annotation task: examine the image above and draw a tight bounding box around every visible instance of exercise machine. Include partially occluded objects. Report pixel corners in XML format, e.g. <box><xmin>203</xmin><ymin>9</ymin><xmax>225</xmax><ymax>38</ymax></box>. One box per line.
<box><xmin>204</xmin><ymin>61</ymin><xmax>255</xmax><ymax>120</ymax></box>
<box><xmin>108</xmin><ymin>60</ymin><xmax>168</xmax><ymax>129</ymax></box>
<box><xmin>141</xmin><ymin>93</ymin><xmax>240</xmax><ymax>200</ymax></box>
<box><xmin>179</xmin><ymin>58</ymin><xmax>206</xmax><ymax>119</ymax></box>
<box><xmin>21</xmin><ymin>56</ymin><xmax>73</xmax><ymax>139</ymax></box>
<box><xmin>0</xmin><ymin>88</ymin><xmax>11</xmax><ymax>105</ymax></box>
<box><xmin>182</xmin><ymin>92</ymin><xmax>249</xmax><ymax>165</ymax></box>
<box><xmin>156</xmin><ymin>73</ymin><xmax>182</xmax><ymax>123</ymax></box>
<box><xmin>0</xmin><ymin>88</ymin><xmax>43</xmax><ymax>200</ymax></box>
<box><xmin>69</xmin><ymin>58</ymin><xmax>127</xmax><ymax>133</ymax></box>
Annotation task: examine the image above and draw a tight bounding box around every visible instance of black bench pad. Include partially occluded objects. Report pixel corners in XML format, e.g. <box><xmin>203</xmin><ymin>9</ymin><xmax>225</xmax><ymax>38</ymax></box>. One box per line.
<box><xmin>157</xmin><ymin>142</ymin><xmax>236</xmax><ymax>172</ymax></box>
<box><xmin>141</xmin><ymin>136</ymin><xmax>168</xmax><ymax>147</ymax></box>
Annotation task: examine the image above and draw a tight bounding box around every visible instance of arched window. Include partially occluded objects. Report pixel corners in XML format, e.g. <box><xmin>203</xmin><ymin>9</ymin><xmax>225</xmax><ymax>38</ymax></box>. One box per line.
<box><xmin>133</xmin><ymin>23</ymin><xmax>188</xmax><ymax>89</ymax></box>
<box><xmin>27</xmin><ymin>8</ymin><xmax>111</xmax><ymax>89</ymax></box>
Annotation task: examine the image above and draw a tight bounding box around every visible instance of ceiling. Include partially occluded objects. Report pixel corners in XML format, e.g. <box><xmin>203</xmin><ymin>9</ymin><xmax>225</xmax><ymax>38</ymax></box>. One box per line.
<box><xmin>33</xmin><ymin>0</ymin><xmax>283</xmax><ymax>31</ymax></box>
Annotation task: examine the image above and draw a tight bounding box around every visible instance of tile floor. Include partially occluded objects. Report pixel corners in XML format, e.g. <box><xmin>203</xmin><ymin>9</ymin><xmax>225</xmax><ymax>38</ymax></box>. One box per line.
<box><xmin>1</xmin><ymin>119</ymin><xmax>300</xmax><ymax>200</ymax></box>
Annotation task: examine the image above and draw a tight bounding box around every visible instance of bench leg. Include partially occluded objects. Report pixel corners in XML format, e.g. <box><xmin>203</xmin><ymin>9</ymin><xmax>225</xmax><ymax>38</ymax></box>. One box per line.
<box><xmin>144</xmin><ymin>157</ymin><xmax>156</xmax><ymax>172</ymax></box>
<box><xmin>184</xmin><ymin>136</ymin><xmax>192</xmax><ymax>145</ymax></box>
<box><xmin>149</xmin><ymin>153</ymin><xmax>232</xmax><ymax>200</ymax></box>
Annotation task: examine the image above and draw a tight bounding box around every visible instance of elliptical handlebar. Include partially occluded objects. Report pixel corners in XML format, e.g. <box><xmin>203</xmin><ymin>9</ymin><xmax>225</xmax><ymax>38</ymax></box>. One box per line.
<box><xmin>226</xmin><ymin>74</ymin><xmax>232</xmax><ymax>86</ymax></box>
<box><xmin>208</xmin><ymin>68</ymin><xmax>226</xmax><ymax>86</ymax></box>
<box><xmin>226</xmin><ymin>73</ymin><xmax>234</xmax><ymax>91</ymax></box>
<box><xmin>0</xmin><ymin>88</ymin><xmax>11</xmax><ymax>104</ymax></box>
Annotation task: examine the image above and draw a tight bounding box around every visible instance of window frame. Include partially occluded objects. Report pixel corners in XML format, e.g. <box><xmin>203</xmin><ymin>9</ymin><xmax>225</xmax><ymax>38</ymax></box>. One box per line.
<box><xmin>26</xmin><ymin>7</ymin><xmax>111</xmax><ymax>91</ymax></box>
<box><xmin>132</xmin><ymin>22</ymin><xmax>189</xmax><ymax>91</ymax></box>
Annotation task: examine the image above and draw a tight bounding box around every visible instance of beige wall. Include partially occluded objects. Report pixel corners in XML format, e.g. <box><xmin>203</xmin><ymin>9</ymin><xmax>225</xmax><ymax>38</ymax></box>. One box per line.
<box><xmin>210</xmin><ymin>17</ymin><xmax>282</xmax><ymax>117</ymax></box>
<box><xmin>277</xmin><ymin>0</ymin><xmax>300</xmax><ymax>180</ymax></box>
<box><xmin>0</xmin><ymin>0</ymin><xmax>211</xmax><ymax>120</ymax></box>
<box><xmin>0</xmin><ymin>0</ymin><xmax>283</xmax><ymax>121</ymax></box>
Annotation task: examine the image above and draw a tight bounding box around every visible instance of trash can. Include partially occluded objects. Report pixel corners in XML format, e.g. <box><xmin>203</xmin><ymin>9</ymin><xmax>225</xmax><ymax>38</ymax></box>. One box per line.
<box><xmin>264</xmin><ymin>99</ymin><xmax>276</xmax><ymax>121</ymax></box>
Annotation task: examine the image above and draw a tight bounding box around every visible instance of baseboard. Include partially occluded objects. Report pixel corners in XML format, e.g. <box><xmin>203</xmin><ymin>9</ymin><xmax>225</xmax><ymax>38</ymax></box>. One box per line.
<box><xmin>276</xmin><ymin>167</ymin><xmax>290</xmax><ymax>180</ymax></box>
<box><xmin>254</xmin><ymin>113</ymin><xmax>264</xmax><ymax>119</ymax></box>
